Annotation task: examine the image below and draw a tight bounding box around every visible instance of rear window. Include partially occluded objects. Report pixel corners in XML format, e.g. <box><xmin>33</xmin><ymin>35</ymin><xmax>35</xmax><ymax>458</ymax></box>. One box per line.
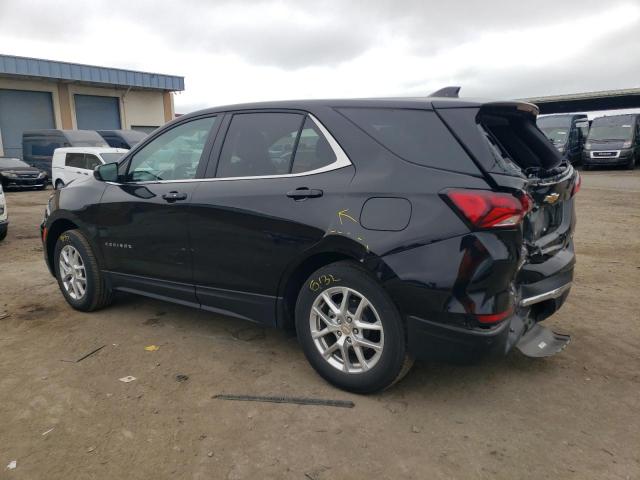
<box><xmin>337</xmin><ymin>108</ymin><xmax>474</xmax><ymax>172</ymax></box>
<box><xmin>480</xmin><ymin>111</ymin><xmax>563</xmax><ymax>171</ymax></box>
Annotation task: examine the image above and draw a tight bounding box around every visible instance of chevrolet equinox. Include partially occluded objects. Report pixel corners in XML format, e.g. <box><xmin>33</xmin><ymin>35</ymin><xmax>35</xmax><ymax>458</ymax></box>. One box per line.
<box><xmin>42</xmin><ymin>91</ymin><xmax>578</xmax><ymax>393</ymax></box>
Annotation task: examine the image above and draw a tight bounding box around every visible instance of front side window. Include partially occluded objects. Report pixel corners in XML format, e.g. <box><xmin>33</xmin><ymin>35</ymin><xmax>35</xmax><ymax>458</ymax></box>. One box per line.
<box><xmin>100</xmin><ymin>152</ymin><xmax>125</xmax><ymax>164</ymax></box>
<box><xmin>127</xmin><ymin>116</ymin><xmax>216</xmax><ymax>182</ymax></box>
<box><xmin>65</xmin><ymin>153</ymin><xmax>85</xmax><ymax>169</ymax></box>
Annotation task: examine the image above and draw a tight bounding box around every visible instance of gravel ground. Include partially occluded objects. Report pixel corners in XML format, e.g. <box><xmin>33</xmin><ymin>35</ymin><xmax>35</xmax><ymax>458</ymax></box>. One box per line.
<box><xmin>0</xmin><ymin>170</ymin><xmax>639</xmax><ymax>480</ymax></box>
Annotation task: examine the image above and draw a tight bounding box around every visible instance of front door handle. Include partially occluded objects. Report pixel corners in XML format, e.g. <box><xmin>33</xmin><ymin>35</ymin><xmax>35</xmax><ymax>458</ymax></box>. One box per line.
<box><xmin>286</xmin><ymin>188</ymin><xmax>323</xmax><ymax>200</ymax></box>
<box><xmin>162</xmin><ymin>191</ymin><xmax>188</xmax><ymax>202</ymax></box>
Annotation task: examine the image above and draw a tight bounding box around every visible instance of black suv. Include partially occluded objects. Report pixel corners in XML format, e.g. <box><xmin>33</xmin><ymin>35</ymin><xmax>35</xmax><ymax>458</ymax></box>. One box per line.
<box><xmin>41</xmin><ymin>95</ymin><xmax>579</xmax><ymax>393</ymax></box>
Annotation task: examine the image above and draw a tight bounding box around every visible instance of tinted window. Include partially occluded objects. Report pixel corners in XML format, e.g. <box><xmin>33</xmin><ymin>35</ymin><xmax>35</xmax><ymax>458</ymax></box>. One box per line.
<box><xmin>104</xmin><ymin>136</ymin><xmax>129</xmax><ymax>149</ymax></box>
<box><xmin>28</xmin><ymin>138</ymin><xmax>65</xmax><ymax>157</ymax></box>
<box><xmin>65</xmin><ymin>153</ymin><xmax>85</xmax><ymax>168</ymax></box>
<box><xmin>85</xmin><ymin>154</ymin><xmax>101</xmax><ymax>170</ymax></box>
<box><xmin>291</xmin><ymin>118</ymin><xmax>336</xmax><ymax>173</ymax></box>
<box><xmin>127</xmin><ymin>117</ymin><xmax>216</xmax><ymax>182</ymax></box>
<box><xmin>338</xmin><ymin>108</ymin><xmax>472</xmax><ymax>171</ymax></box>
<box><xmin>216</xmin><ymin>113</ymin><xmax>303</xmax><ymax>178</ymax></box>
<box><xmin>100</xmin><ymin>153</ymin><xmax>125</xmax><ymax>164</ymax></box>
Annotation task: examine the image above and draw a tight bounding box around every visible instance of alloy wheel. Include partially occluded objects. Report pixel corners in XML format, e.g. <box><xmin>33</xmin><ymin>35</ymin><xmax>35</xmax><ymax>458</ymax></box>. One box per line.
<box><xmin>309</xmin><ymin>286</ymin><xmax>384</xmax><ymax>374</ymax></box>
<box><xmin>59</xmin><ymin>245</ymin><xmax>87</xmax><ymax>300</ymax></box>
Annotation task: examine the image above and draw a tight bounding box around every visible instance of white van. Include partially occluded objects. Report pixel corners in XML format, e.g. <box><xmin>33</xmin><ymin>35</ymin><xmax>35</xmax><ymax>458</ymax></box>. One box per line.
<box><xmin>0</xmin><ymin>183</ymin><xmax>7</xmax><ymax>241</ymax></box>
<box><xmin>52</xmin><ymin>147</ymin><xmax>128</xmax><ymax>189</ymax></box>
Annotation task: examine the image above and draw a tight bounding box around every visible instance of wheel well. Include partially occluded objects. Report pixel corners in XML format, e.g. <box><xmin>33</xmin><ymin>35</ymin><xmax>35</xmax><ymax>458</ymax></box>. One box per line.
<box><xmin>279</xmin><ymin>252</ymin><xmax>356</xmax><ymax>330</ymax></box>
<box><xmin>45</xmin><ymin>219</ymin><xmax>78</xmax><ymax>275</ymax></box>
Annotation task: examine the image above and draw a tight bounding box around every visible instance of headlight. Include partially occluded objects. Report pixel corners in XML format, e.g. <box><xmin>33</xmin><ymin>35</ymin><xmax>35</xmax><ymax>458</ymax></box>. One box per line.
<box><xmin>38</xmin><ymin>172</ymin><xmax>46</xmax><ymax>178</ymax></box>
<box><xmin>585</xmin><ymin>143</ymin><xmax>591</xmax><ymax>150</ymax></box>
<box><xmin>622</xmin><ymin>140</ymin><xmax>632</xmax><ymax>148</ymax></box>
<box><xmin>4</xmin><ymin>172</ymin><xmax>17</xmax><ymax>178</ymax></box>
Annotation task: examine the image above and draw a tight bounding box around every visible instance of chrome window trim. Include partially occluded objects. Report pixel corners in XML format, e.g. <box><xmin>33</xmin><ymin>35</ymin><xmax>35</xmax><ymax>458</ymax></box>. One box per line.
<box><xmin>118</xmin><ymin>114</ymin><xmax>352</xmax><ymax>185</ymax></box>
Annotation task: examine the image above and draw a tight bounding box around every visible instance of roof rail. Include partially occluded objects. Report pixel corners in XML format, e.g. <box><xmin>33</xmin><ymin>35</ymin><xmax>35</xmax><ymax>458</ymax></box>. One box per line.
<box><xmin>428</xmin><ymin>86</ymin><xmax>461</xmax><ymax>98</ymax></box>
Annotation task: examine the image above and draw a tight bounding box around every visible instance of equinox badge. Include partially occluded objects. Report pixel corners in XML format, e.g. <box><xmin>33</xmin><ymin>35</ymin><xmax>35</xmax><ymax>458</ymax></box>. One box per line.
<box><xmin>544</xmin><ymin>193</ymin><xmax>560</xmax><ymax>204</ymax></box>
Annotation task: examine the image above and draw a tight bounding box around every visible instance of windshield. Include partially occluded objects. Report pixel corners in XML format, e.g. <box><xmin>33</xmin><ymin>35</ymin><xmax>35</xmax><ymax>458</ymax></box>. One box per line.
<box><xmin>0</xmin><ymin>157</ymin><xmax>29</xmax><ymax>168</ymax></box>
<box><xmin>100</xmin><ymin>153</ymin><xmax>126</xmax><ymax>163</ymax></box>
<box><xmin>539</xmin><ymin>127</ymin><xmax>569</xmax><ymax>146</ymax></box>
<box><xmin>537</xmin><ymin>116</ymin><xmax>572</xmax><ymax>128</ymax></box>
<box><xmin>588</xmin><ymin>123</ymin><xmax>633</xmax><ymax>141</ymax></box>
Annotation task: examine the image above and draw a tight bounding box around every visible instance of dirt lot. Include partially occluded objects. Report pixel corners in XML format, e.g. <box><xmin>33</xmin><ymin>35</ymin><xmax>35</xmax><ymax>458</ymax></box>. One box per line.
<box><xmin>1</xmin><ymin>170</ymin><xmax>639</xmax><ymax>480</ymax></box>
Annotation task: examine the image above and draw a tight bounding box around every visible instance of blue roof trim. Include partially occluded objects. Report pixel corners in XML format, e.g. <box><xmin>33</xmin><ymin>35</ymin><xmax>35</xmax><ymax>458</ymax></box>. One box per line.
<box><xmin>0</xmin><ymin>54</ymin><xmax>184</xmax><ymax>91</ymax></box>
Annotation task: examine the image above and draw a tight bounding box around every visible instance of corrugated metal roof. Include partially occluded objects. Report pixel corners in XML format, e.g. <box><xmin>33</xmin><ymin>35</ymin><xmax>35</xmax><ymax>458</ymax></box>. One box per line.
<box><xmin>0</xmin><ymin>54</ymin><xmax>184</xmax><ymax>91</ymax></box>
<box><xmin>522</xmin><ymin>88</ymin><xmax>640</xmax><ymax>103</ymax></box>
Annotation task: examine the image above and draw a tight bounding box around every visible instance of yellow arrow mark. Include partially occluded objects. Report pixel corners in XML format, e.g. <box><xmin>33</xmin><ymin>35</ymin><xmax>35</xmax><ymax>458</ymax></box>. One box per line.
<box><xmin>337</xmin><ymin>209</ymin><xmax>358</xmax><ymax>225</ymax></box>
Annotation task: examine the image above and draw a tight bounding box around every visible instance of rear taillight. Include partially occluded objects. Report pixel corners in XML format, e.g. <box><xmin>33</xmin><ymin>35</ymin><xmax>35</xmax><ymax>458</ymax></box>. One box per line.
<box><xmin>571</xmin><ymin>172</ymin><xmax>581</xmax><ymax>196</ymax></box>
<box><xmin>444</xmin><ymin>189</ymin><xmax>532</xmax><ymax>229</ymax></box>
<box><xmin>475</xmin><ymin>307</ymin><xmax>513</xmax><ymax>324</ymax></box>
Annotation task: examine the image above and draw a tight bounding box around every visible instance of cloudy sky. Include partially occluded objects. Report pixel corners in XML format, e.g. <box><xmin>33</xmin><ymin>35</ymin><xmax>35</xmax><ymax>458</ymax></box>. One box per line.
<box><xmin>1</xmin><ymin>0</ymin><xmax>639</xmax><ymax>114</ymax></box>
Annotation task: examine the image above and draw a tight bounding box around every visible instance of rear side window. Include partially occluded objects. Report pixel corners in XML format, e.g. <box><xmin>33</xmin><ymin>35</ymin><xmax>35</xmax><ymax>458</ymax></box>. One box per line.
<box><xmin>291</xmin><ymin>118</ymin><xmax>336</xmax><ymax>173</ymax></box>
<box><xmin>216</xmin><ymin>113</ymin><xmax>304</xmax><ymax>178</ymax></box>
<box><xmin>215</xmin><ymin>113</ymin><xmax>339</xmax><ymax>178</ymax></box>
<box><xmin>337</xmin><ymin>108</ymin><xmax>472</xmax><ymax>171</ymax></box>
<box><xmin>65</xmin><ymin>153</ymin><xmax>85</xmax><ymax>169</ymax></box>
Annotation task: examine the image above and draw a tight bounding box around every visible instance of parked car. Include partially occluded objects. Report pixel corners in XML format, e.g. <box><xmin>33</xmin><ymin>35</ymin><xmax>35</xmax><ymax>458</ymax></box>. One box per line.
<box><xmin>537</xmin><ymin>114</ymin><xmax>589</xmax><ymax>164</ymax></box>
<box><xmin>0</xmin><ymin>157</ymin><xmax>48</xmax><ymax>189</ymax></box>
<box><xmin>0</xmin><ymin>183</ymin><xmax>7</xmax><ymax>241</ymax></box>
<box><xmin>582</xmin><ymin>114</ymin><xmax>640</xmax><ymax>169</ymax></box>
<box><xmin>52</xmin><ymin>147</ymin><xmax>128</xmax><ymax>190</ymax></box>
<box><xmin>97</xmin><ymin>130</ymin><xmax>147</xmax><ymax>149</ymax></box>
<box><xmin>22</xmin><ymin>129</ymin><xmax>108</xmax><ymax>178</ymax></box>
<box><xmin>41</xmin><ymin>95</ymin><xmax>578</xmax><ymax>393</ymax></box>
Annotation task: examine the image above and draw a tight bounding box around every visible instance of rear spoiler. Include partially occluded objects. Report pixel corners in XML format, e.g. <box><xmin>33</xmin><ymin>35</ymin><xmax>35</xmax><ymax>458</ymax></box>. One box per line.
<box><xmin>428</xmin><ymin>88</ymin><xmax>540</xmax><ymax>116</ymax></box>
<box><xmin>428</xmin><ymin>86</ymin><xmax>461</xmax><ymax>98</ymax></box>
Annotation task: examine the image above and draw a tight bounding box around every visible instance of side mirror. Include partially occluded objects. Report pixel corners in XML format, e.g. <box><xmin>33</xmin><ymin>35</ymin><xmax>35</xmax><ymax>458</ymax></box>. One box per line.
<box><xmin>94</xmin><ymin>162</ymin><xmax>119</xmax><ymax>182</ymax></box>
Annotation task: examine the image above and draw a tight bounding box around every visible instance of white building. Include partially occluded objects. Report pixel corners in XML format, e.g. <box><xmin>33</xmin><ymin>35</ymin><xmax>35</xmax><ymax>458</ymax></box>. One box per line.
<box><xmin>0</xmin><ymin>54</ymin><xmax>184</xmax><ymax>158</ymax></box>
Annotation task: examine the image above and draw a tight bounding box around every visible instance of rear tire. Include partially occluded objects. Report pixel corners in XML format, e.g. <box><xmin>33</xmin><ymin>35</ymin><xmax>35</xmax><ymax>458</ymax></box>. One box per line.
<box><xmin>54</xmin><ymin>229</ymin><xmax>112</xmax><ymax>311</ymax></box>
<box><xmin>295</xmin><ymin>261</ymin><xmax>413</xmax><ymax>393</ymax></box>
<box><xmin>0</xmin><ymin>224</ymin><xmax>7</xmax><ymax>241</ymax></box>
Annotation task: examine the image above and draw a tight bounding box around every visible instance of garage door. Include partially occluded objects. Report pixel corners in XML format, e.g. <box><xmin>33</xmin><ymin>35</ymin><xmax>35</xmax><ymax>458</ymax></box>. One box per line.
<box><xmin>0</xmin><ymin>89</ymin><xmax>55</xmax><ymax>158</ymax></box>
<box><xmin>75</xmin><ymin>94</ymin><xmax>121</xmax><ymax>130</ymax></box>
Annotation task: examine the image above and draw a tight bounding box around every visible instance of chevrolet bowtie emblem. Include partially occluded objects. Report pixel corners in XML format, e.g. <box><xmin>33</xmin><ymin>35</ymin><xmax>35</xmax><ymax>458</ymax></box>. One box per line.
<box><xmin>544</xmin><ymin>193</ymin><xmax>560</xmax><ymax>204</ymax></box>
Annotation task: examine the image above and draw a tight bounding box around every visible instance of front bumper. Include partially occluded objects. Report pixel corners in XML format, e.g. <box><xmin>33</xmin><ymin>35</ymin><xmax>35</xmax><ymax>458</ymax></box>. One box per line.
<box><xmin>583</xmin><ymin>149</ymin><xmax>634</xmax><ymax>166</ymax></box>
<box><xmin>3</xmin><ymin>177</ymin><xmax>47</xmax><ymax>188</ymax></box>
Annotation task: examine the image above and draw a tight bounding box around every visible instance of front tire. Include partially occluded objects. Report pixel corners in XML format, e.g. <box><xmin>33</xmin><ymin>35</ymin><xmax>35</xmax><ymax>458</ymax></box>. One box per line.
<box><xmin>626</xmin><ymin>155</ymin><xmax>636</xmax><ymax>170</ymax></box>
<box><xmin>55</xmin><ymin>180</ymin><xmax>64</xmax><ymax>190</ymax></box>
<box><xmin>295</xmin><ymin>261</ymin><xmax>413</xmax><ymax>393</ymax></box>
<box><xmin>54</xmin><ymin>229</ymin><xmax>112</xmax><ymax>311</ymax></box>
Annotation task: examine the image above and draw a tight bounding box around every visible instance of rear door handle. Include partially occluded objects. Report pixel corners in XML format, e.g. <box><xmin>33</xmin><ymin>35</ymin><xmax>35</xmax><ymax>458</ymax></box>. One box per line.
<box><xmin>162</xmin><ymin>191</ymin><xmax>188</xmax><ymax>202</ymax></box>
<box><xmin>286</xmin><ymin>188</ymin><xmax>323</xmax><ymax>200</ymax></box>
